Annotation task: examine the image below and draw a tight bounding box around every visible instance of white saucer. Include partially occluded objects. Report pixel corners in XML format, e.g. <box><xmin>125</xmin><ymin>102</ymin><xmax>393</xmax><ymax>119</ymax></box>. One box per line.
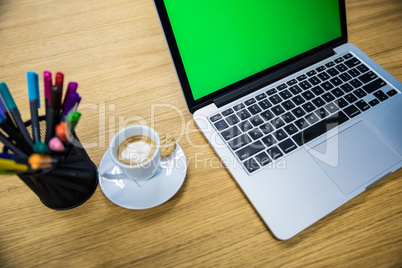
<box><xmin>98</xmin><ymin>144</ymin><xmax>187</xmax><ymax>209</ymax></box>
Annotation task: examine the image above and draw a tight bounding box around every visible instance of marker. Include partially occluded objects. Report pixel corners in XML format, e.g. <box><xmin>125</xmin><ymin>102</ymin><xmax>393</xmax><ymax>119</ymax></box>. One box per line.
<box><xmin>55</xmin><ymin>121</ymin><xmax>68</xmax><ymax>142</ymax></box>
<box><xmin>62</xmin><ymin>82</ymin><xmax>78</xmax><ymax>110</ymax></box>
<box><xmin>0</xmin><ymin>115</ymin><xmax>32</xmax><ymax>155</ymax></box>
<box><xmin>45</xmin><ymin>85</ymin><xmax>62</xmax><ymax>143</ymax></box>
<box><xmin>66</xmin><ymin>110</ymin><xmax>81</xmax><ymax>130</ymax></box>
<box><xmin>43</xmin><ymin>71</ymin><xmax>52</xmax><ymax>115</ymax></box>
<box><xmin>61</xmin><ymin>92</ymin><xmax>80</xmax><ymax>122</ymax></box>
<box><xmin>27</xmin><ymin>71</ymin><xmax>41</xmax><ymax>142</ymax></box>
<box><xmin>0</xmin><ymin>132</ymin><xmax>27</xmax><ymax>157</ymax></box>
<box><xmin>28</xmin><ymin>154</ymin><xmax>58</xmax><ymax>170</ymax></box>
<box><xmin>0</xmin><ymin>158</ymin><xmax>29</xmax><ymax>172</ymax></box>
<box><xmin>33</xmin><ymin>141</ymin><xmax>51</xmax><ymax>154</ymax></box>
<box><xmin>48</xmin><ymin>137</ymin><xmax>65</xmax><ymax>152</ymax></box>
<box><xmin>0</xmin><ymin>82</ymin><xmax>33</xmax><ymax>146</ymax></box>
<box><xmin>55</xmin><ymin>72</ymin><xmax>64</xmax><ymax>109</ymax></box>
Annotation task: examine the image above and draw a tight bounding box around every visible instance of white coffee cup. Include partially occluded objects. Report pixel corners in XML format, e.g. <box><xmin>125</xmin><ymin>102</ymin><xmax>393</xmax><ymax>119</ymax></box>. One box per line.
<box><xmin>100</xmin><ymin>125</ymin><xmax>161</xmax><ymax>181</ymax></box>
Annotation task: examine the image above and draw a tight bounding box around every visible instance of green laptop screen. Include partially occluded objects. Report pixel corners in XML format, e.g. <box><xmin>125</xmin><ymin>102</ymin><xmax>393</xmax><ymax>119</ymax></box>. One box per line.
<box><xmin>164</xmin><ymin>0</ymin><xmax>342</xmax><ymax>100</ymax></box>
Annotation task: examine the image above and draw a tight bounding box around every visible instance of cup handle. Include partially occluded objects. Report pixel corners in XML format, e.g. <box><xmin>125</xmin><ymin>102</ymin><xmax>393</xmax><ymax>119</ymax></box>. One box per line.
<box><xmin>99</xmin><ymin>165</ymin><xmax>126</xmax><ymax>180</ymax></box>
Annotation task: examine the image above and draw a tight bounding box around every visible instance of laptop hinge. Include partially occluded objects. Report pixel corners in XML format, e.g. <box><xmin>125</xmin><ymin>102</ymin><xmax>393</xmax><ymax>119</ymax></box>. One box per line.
<box><xmin>213</xmin><ymin>48</ymin><xmax>336</xmax><ymax>108</ymax></box>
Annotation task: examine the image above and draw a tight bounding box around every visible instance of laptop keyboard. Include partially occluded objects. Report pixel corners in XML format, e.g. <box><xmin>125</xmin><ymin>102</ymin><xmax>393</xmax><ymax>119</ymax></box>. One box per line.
<box><xmin>210</xmin><ymin>53</ymin><xmax>400</xmax><ymax>174</ymax></box>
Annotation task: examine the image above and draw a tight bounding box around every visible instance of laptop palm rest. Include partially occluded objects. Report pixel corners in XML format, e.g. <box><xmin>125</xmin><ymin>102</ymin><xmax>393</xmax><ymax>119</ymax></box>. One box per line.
<box><xmin>308</xmin><ymin>121</ymin><xmax>401</xmax><ymax>195</ymax></box>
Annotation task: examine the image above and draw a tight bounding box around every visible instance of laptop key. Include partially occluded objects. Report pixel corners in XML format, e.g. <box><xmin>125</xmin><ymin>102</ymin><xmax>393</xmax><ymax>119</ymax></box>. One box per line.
<box><xmin>249</xmin><ymin>128</ymin><xmax>264</xmax><ymax>140</ymax></box>
<box><xmin>344</xmin><ymin>105</ymin><xmax>361</xmax><ymax>118</ymax></box>
<box><xmin>302</xmin><ymin>90</ymin><xmax>315</xmax><ymax>100</ymax></box>
<box><xmin>221</xmin><ymin>126</ymin><xmax>241</xmax><ymax>140</ymax></box>
<box><xmin>273</xmin><ymin>129</ymin><xmax>287</xmax><ymax>141</ymax></box>
<box><xmin>269</xmin><ymin>94</ymin><xmax>282</xmax><ymax>104</ymax></box>
<box><xmin>350</xmin><ymin>79</ymin><xmax>363</xmax><ymax>88</ymax></box>
<box><xmin>260</xmin><ymin>123</ymin><xmax>274</xmax><ymax>134</ymax></box>
<box><xmin>297</xmin><ymin>74</ymin><xmax>307</xmax><ymax>81</ymax></box>
<box><xmin>277</xmin><ymin>83</ymin><xmax>287</xmax><ymax>90</ymax></box>
<box><xmin>344</xmin><ymin>57</ymin><xmax>361</xmax><ymax>68</ymax></box>
<box><xmin>266</xmin><ymin>88</ymin><xmax>277</xmax><ymax>96</ymax></box>
<box><xmin>270</xmin><ymin>117</ymin><xmax>285</xmax><ymax>129</ymax></box>
<box><xmin>353</xmin><ymin>88</ymin><xmax>367</xmax><ymax>98</ymax></box>
<box><xmin>355</xmin><ymin>100</ymin><xmax>370</xmax><ymax>111</ymax></box>
<box><xmin>302</xmin><ymin>102</ymin><xmax>316</xmax><ymax>112</ymax></box>
<box><xmin>255</xmin><ymin>93</ymin><xmax>266</xmax><ymax>100</ymax></box>
<box><xmin>222</xmin><ymin>108</ymin><xmax>233</xmax><ymax>116</ymax></box>
<box><xmin>258</xmin><ymin>99</ymin><xmax>272</xmax><ymax>110</ymax></box>
<box><xmin>358</xmin><ymin>71</ymin><xmax>377</xmax><ymax>84</ymax></box>
<box><xmin>287</xmin><ymin>79</ymin><xmax>297</xmax><ymax>86</ymax></box>
<box><xmin>316</xmin><ymin>65</ymin><xmax>326</xmax><ymax>72</ymax></box>
<box><xmin>239</xmin><ymin>120</ymin><xmax>254</xmax><ymax>132</ymax></box>
<box><xmin>325</xmin><ymin>102</ymin><xmax>339</xmax><ymax>114</ymax></box>
<box><xmin>245</xmin><ymin>98</ymin><xmax>256</xmax><ymax>105</ymax></box>
<box><xmin>336</xmin><ymin>97</ymin><xmax>348</xmax><ymax>108</ymax></box>
<box><xmin>233</xmin><ymin>103</ymin><xmax>245</xmax><ymax>111</ymax></box>
<box><xmin>236</xmin><ymin>140</ymin><xmax>265</xmax><ymax>161</ymax></box>
<box><xmin>255</xmin><ymin>152</ymin><xmax>272</xmax><ymax>166</ymax></box>
<box><xmin>260</xmin><ymin>110</ymin><xmax>275</xmax><ymax>121</ymax></box>
<box><xmin>362</xmin><ymin>78</ymin><xmax>386</xmax><ymax>94</ymax></box>
<box><xmin>279</xmin><ymin>89</ymin><xmax>292</xmax><ymax>100</ymax></box>
<box><xmin>318</xmin><ymin>72</ymin><xmax>330</xmax><ymax>81</ymax></box>
<box><xmin>295</xmin><ymin>118</ymin><xmax>309</xmax><ymax>130</ymax></box>
<box><xmin>210</xmin><ymin>114</ymin><xmax>222</xmax><ymax>122</ymax></box>
<box><xmin>267</xmin><ymin>146</ymin><xmax>283</xmax><ymax>160</ymax></box>
<box><xmin>243</xmin><ymin>158</ymin><xmax>260</xmax><ymax>173</ymax></box>
<box><xmin>305</xmin><ymin>113</ymin><xmax>320</xmax><ymax>124</ymax></box>
<box><xmin>356</xmin><ymin>64</ymin><xmax>369</xmax><ymax>73</ymax></box>
<box><xmin>250</xmin><ymin>115</ymin><xmax>264</xmax><ymax>126</ymax></box>
<box><xmin>278</xmin><ymin>139</ymin><xmax>297</xmax><ymax>154</ymax></box>
<box><xmin>261</xmin><ymin>134</ymin><xmax>276</xmax><ymax>147</ymax></box>
<box><xmin>272</xmin><ymin>105</ymin><xmax>285</xmax><ymax>116</ymax></box>
<box><xmin>292</xmin><ymin>95</ymin><xmax>305</xmax><ymax>105</ymax></box>
<box><xmin>369</xmin><ymin>99</ymin><xmax>380</xmax><ymax>106</ymax></box>
<box><xmin>348</xmin><ymin>68</ymin><xmax>360</xmax><ymax>77</ymax></box>
<box><xmin>237</xmin><ymin>109</ymin><xmax>251</xmax><ymax>120</ymax></box>
<box><xmin>292</xmin><ymin>107</ymin><xmax>306</xmax><ymax>118</ymax></box>
<box><xmin>227</xmin><ymin>114</ymin><xmax>240</xmax><ymax>125</ymax></box>
<box><xmin>289</xmin><ymin>85</ymin><xmax>303</xmax><ymax>95</ymax></box>
<box><xmin>284</xmin><ymin>123</ymin><xmax>298</xmax><ymax>135</ymax></box>
<box><xmin>248</xmin><ymin>104</ymin><xmax>262</xmax><ymax>115</ymax></box>
<box><xmin>387</xmin><ymin>89</ymin><xmax>398</xmax><ymax>97</ymax></box>
<box><xmin>282</xmin><ymin>112</ymin><xmax>296</xmax><ymax>123</ymax></box>
<box><xmin>293</xmin><ymin>111</ymin><xmax>348</xmax><ymax>146</ymax></box>
<box><xmin>228</xmin><ymin>134</ymin><xmax>252</xmax><ymax>150</ymax></box>
<box><xmin>214</xmin><ymin>120</ymin><xmax>229</xmax><ymax>131</ymax></box>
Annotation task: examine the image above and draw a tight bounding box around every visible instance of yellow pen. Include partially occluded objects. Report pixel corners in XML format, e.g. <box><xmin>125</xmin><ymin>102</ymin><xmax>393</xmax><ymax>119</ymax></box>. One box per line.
<box><xmin>0</xmin><ymin>159</ymin><xmax>29</xmax><ymax>172</ymax></box>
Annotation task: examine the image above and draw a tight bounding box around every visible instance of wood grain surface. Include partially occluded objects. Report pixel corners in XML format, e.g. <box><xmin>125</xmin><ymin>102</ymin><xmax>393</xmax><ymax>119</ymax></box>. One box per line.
<box><xmin>0</xmin><ymin>0</ymin><xmax>401</xmax><ymax>267</ymax></box>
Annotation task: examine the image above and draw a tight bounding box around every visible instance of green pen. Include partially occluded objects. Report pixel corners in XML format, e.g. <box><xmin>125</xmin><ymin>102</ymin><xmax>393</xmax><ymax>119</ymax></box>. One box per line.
<box><xmin>66</xmin><ymin>110</ymin><xmax>81</xmax><ymax>130</ymax></box>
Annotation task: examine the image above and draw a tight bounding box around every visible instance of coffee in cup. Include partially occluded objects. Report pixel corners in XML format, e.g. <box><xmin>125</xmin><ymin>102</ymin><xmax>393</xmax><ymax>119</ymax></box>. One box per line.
<box><xmin>117</xmin><ymin>135</ymin><xmax>157</xmax><ymax>165</ymax></box>
<box><xmin>100</xmin><ymin>125</ymin><xmax>161</xmax><ymax>182</ymax></box>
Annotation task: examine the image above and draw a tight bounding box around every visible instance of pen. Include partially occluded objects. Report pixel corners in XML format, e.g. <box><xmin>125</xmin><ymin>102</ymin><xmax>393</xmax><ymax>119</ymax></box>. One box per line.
<box><xmin>28</xmin><ymin>154</ymin><xmax>59</xmax><ymax>170</ymax></box>
<box><xmin>61</xmin><ymin>92</ymin><xmax>80</xmax><ymax>122</ymax></box>
<box><xmin>0</xmin><ymin>114</ymin><xmax>32</xmax><ymax>155</ymax></box>
<box><xmin>0</xmin><ymin>158</ymin><xmax>29</xmax><ymax>172</ymax></box>
<box><xmin>62</xmin><ymin>82</ymin><xmax>78</xmax><ymax>110</ymax></box>
<box><xmin>55</xmin><ymin>72</ymin><xmax>64</xmax><ymax>109</ymax></box>
<box><xmin>43</xmin><ymin>71</ymin><xmax>52</xmax><ymax>116</ymax></box>
<box><xmin>66</xmin><ymin>110</ymin><xmax>81</xmax><ymax>130</ymax></box>
<box><xmin>0</xmin><ymin>82</ymin><xmax>33</xmax><ymax>146</ymax></box>
<box><xmin>0</xmin><ymin>131</ymin><xmax>27</xmax><ymax>157</ymax></box>
<box><xmin>45</xmin><ymin>85</ymin><xmax>62</xmax><ymax>143</ymax></box>
<box><xmin>27</xmin><ymin>71</ymin><xmax>41</xmax><ymax>143</ymax></box>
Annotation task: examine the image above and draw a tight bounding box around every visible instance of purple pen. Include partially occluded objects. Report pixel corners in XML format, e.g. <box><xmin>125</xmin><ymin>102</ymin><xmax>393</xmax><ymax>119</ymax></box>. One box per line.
<box><xmin>61</xmin><ymin>92</ymin><xmax>80</xmax><ymax>122</ymax></box>
<box><xmin>62</xmin><ymin>82</ymin><xmax>78</xmax><ymax>110</ymax></box>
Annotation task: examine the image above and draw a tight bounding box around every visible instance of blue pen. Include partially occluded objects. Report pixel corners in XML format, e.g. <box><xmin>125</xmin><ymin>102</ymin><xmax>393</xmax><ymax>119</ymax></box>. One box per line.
<box><xmin>0</xmin><ymin>82</ymin><xmax>33</xmax><ymax>146</ymax></box>
<box><xmin>27</xmin><ymin>71</ymin><xmax>41</xmax><ymax>142</ymax></box>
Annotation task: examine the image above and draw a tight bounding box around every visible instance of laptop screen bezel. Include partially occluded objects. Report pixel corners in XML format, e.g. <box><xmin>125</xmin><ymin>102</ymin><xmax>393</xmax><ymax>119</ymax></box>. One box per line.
<box><xmin>154</xmin><ymin>0</ymin><xmax>348</xmax><ymax>113</ymax></box>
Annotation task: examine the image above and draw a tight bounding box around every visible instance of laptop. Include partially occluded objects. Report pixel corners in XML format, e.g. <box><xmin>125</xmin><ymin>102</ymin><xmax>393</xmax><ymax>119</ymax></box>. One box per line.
<box><xmin>154</xmin><ymin>0</ymin><xmax>402</xmax><ymax>239</ymax></box>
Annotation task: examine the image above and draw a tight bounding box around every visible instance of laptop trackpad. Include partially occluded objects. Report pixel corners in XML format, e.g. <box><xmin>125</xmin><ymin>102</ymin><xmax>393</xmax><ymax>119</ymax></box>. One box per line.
<box><xmin>308</xmin><ymin>121</ymin><xmax>401</xmax><ymax>195</ymax></box>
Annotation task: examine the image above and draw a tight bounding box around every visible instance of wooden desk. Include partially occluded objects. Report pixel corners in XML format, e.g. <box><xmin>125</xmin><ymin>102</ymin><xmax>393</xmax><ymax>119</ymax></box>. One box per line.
<box><xmin>0</xmin><ymin>0</ymin><xmax>401</xmax><ymax>266</ymax></box>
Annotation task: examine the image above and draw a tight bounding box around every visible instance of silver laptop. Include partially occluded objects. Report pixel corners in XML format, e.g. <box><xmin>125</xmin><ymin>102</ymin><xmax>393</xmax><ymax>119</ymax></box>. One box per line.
<box><xmin>154</xmin><ymin>0</ymin><xmax>402</xmax><ymax>239</ymax></box>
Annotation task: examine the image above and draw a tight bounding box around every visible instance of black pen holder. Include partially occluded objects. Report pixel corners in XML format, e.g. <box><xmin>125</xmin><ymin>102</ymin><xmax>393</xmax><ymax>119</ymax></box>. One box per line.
<box><xmin>4</xmin><ymin>116</ymin><xmax>98</xmax><ymax>210</ymax></box>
